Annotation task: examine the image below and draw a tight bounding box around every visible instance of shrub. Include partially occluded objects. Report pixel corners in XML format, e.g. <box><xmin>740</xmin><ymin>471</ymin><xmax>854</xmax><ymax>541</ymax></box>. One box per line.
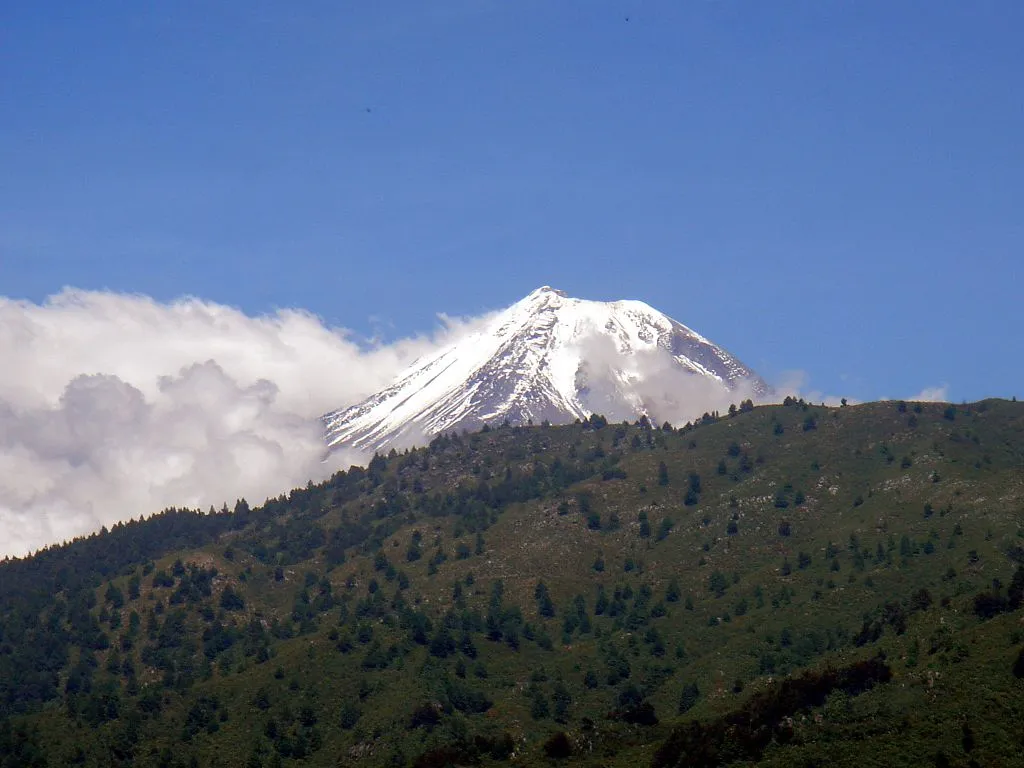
<box><xmin>219</xmin><ymin>586</ymin><xmax>244</xmax><ymax>611</ymax></box>
<box><xmin>678</xmin><ymin>682</ymin><xmax>700</xmax><ymax>714</ymax></box>
<box><xmin>615</xmin><ymin>685</ymin><xmax>658</xmax><ymax>725</ymax></box>
<box><xmin>709</xmin><ymin>571</ymin><xmax>728</xmax><ymax>597</ymax></box>
<box><xmin>543</xmin><ymin>732</ymin><xmax>573</xmax><ymax>759</ymax></box>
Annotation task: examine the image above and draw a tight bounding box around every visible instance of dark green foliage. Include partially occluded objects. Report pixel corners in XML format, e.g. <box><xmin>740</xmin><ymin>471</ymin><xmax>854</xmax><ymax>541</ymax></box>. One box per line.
<box><xmin>444</xmin><ymin>677</ymin><xmax>493</xmax><ymax>714</ymax></box>
<box><xmin>253</xmin><ymin>687</ymin><xmax>271</xmax><ymax>710</ymax></box>
<box><xmin>684</xmin><ymin>473</ymin><xmax>702</xmax><ymax>506</ymax></box>
<box><xmin>653</xmin><ymin>656</ymin><xmax>892</xmax><ymax>768</ymax></box>
<box><xmin>552</xmin><ymin>681</ymin><xmax>572</xmax><ymax>723</ymax></box>
<box><xmin>535</xmin><ymin>582</ymin><xmax>556</xmax><ymax>618</ymax></box>
<box><xmin>219</xmin><ymin>586</ymin><xmax>244</xmax><ymax>611</ymax></box>
<box><xmin>614</xmin><ymin>685</ymin><xmax>658</xmax><ymax>725</ymax></box>
<box><xmin>594</xmin><ymin>585</ymin><xmax>609</xmax><ymax>616</ymax></box>
<box><xmin>961</xmin><ymin>721</ymin><xmax>975</xmax><ymax>753</ymax></box>
<box><xmin>708</xmin><ymin>571</ymin><xmax>728</xmax><ymax>598</ymax></box>
<box><xmin>528</xmin><ymin>685</ymin><xmax>549</xmax><ymax>720</ymax></box>
<box><xmin>428</xmin><ymin>627</ymin><xmax>456</xmax><ymax>658</ymax></box>
<box><xmin>576</xmin><ymin>492</ymin><xmax>592</xmax><ymax>516</ymax></box>
<box><xmin>1008</xmin><ymin>565</ymin><xmax>1024</xmax><ymax>610</ymax></box>
<box><xmin>1</xmin><ymin>399</ymin><xmax>1023</xmax><ymax>765</ymax></box>
<box><xmin>543</xmin><ymin>730</ymin><xmax>573</xmax><ymax>758</ymax></box>
<box><xmin>973</xmin><ymin>589</ymin><xmax>1008</xmax><ymax>619</ymax></box>
<box><xmin>678</xmin><ymin>682</ymin><xmax>700</xmax><ymax>714</ymax></box>
<box><xmin>665</xmin><ymin>578</ymin><xmax>681</xmax><ymax>603</ymax></box>
<box><xmin>409</xmin><ymin>702</ymin><xmax>442</xmax><ymax>730</ymax></box>
<box><xmin>182</xmin><ymin>695</ymin><xmax>220</xmax><ymax>741</ymax></box>
<box><xmin>0</xmin><ymin>720</ymin><xmax>47</xmax><ymax>767</ymax></box>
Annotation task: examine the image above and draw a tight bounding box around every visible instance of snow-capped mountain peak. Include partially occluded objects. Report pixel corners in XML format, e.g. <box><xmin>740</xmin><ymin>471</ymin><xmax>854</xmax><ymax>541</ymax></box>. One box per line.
<box><xmin>323</xmin><ymin>287</ymin><xmax>766</xmax><ymax>452</ymax></box>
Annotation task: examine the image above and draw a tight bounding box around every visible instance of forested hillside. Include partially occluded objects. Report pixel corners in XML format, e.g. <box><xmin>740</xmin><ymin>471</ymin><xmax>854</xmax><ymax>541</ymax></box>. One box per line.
<box><xmin>2</xmin><ymin>399</ymin><xmax>1023</xmax><ymax>767</ymax></box>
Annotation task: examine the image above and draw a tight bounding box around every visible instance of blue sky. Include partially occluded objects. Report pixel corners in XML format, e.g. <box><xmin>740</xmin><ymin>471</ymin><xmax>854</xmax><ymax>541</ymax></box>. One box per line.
<box><xmin>2</xmin><ymin>1</ymin><xmax>1021</xmax><ymax>402</ymax></box>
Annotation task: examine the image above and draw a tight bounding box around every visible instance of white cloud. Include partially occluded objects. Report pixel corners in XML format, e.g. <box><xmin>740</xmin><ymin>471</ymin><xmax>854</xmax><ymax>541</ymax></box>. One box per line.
<box><xmin>0</xmin><ymin>289</ymin><xmax>487</xmax><ymax>558</ymax></box>
<box><xmin>0</xmin><ymin>289</ymin><xmax>473</xmax><ymax>416</ymax></box>
<box><xmin>906</xmin><ymin>384</ymin><xmax>950</xmax><ymax>403</ymax></box>
<box><xmin>763</xmin><ymin>369</ymin><xmax>852</xmax><ymax>407</ymax></box>
<box><xmin>769</xmin><ymin>371</ymin><xmax>953</xmax><ymax>407</ymax></box>
<box><xmin>7</xmin><ymin>289</ymin><xmax>935</xmax><ymax>559</ymax></box>
<box><xmin>569</xmin><ymin>333</ymin><xmax>766</xmax><ymax>425</ymax></box>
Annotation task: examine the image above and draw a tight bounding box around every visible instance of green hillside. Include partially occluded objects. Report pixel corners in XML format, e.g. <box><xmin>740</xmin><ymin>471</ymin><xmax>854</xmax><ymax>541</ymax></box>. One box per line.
<box><xmin>2</xmin><ymin>398</ymin><xmax>1023</xmax><ymax>767</ymax></box>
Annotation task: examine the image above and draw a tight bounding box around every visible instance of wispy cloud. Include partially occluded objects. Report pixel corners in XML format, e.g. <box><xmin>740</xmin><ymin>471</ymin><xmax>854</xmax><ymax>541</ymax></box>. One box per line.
<box><xmin>906</xmin><ymin>384</ymin><xmax>950</xmax><ymax>403</ymax></box>
<box><xmin>767</xmin><ymin>369</ymin><xmax>852</xmax><ymax>407</ymax></box>
<box><xmin>769</xmin><ymin>371</ymin><xmax>954</xmax><ymax>407</ymax></box>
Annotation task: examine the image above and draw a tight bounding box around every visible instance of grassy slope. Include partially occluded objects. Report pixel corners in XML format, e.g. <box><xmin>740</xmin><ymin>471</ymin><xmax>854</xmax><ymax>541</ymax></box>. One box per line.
<box><xmin>4</xmin><ymin>399</ymin><xmax>1024</xmax><ymax>767</ymax></box>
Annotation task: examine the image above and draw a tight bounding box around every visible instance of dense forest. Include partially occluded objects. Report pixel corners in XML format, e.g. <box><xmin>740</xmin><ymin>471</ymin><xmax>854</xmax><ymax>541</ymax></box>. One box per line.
<box><xmin>1</xmin><ymin>398</ymin><xmax>1023</xmax><ymax>767</ymax></box>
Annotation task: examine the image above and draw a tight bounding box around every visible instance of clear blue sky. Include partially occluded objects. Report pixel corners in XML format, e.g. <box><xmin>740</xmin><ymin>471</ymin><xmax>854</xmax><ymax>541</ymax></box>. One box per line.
<box><xmin>2</xmin><ymin>1</ymin><xmax>1021</xmax><ymax>401</ymax></box>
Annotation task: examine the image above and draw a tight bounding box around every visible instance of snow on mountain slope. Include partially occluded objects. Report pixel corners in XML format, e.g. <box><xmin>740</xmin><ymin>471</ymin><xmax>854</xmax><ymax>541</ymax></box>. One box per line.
<box><xmin>323</xmin><ymin>287</ymin><xmax>767</xmax><ymax>453</ymax></box>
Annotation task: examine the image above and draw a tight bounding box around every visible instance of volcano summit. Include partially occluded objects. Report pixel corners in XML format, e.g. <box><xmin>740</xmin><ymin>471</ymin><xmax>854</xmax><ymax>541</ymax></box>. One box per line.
<box><xmin>323</xmin><ymin>287</ymin><xmax>766</xmax><ymax>452</ymax></box>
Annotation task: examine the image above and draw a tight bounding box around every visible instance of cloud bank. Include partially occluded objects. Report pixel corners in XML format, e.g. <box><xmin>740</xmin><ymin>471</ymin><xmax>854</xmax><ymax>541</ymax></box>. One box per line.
<box><xmin>0</xmin><ymin>289</ymin><xmax>952</xmax><ymax>558</ymax></box>
<box><xmin>0</xmin><ymin>289</ymin><xmax>487</xmax><ymax>558</ymax></box>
